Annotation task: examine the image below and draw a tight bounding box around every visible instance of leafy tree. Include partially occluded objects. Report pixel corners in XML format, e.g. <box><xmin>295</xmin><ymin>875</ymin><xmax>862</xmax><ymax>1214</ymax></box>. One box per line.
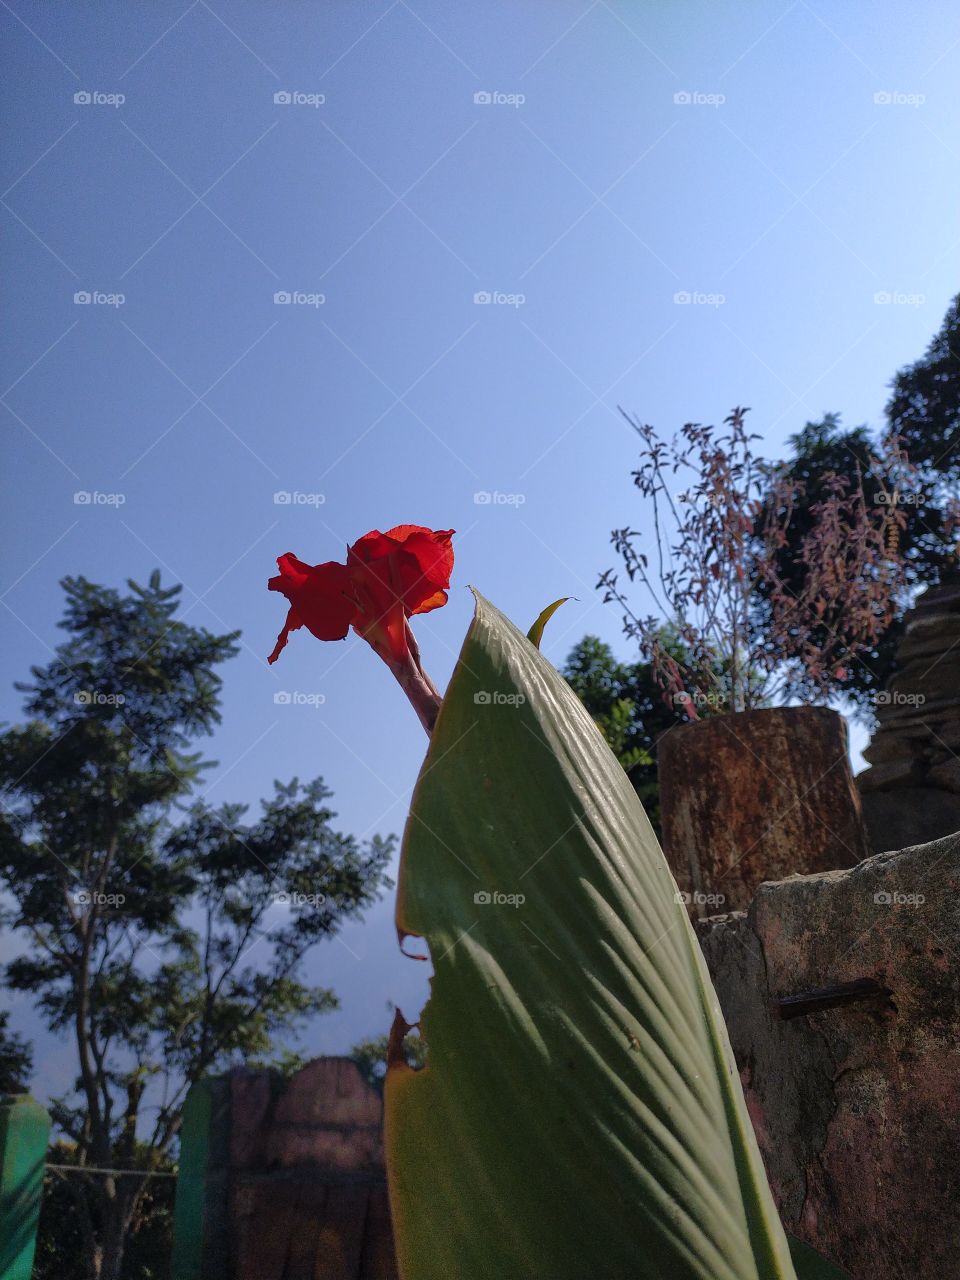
<box><xmin>754</xmin><ymin>300</ymin><xmax>960</xmax><ymax>712</ymax></box>
<box><xmin>35</xmin><ymin>1143</ymin><xmax>174</xmax><ymax>1280</ymax></box>
<box><xmin>562</xmin><ymin>637</ymin><xmax>679</xmax><ymax>836</ymax></box>
<box><xmin>885</xmin><ymin>293</ymin><xmax>960</xmax><ymax>512</ymax></box>
<box><xmin>0</xmin><ymin>1009</ymin><xmax>32</xmax><ymax>1092</ymax></box>
<box><xmin>0</xmin><ymin>572</ymin><xmax>394</xmax><ymax>1280</ymax></box>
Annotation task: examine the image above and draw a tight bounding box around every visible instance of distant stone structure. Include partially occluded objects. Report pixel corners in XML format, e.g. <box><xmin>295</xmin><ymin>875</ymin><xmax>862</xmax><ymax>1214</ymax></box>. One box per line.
<box><xmin>857</xmin><ymin>574</ymin><xmax>960</xmax><ymax>852</ymax></box>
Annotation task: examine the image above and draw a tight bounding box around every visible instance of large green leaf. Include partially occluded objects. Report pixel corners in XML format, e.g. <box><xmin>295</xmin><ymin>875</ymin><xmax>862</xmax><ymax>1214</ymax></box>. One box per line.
<box><xmin>386</xmin><ymin>592</ymin><xmax>796</xmax><ymax>1280</ymax></box>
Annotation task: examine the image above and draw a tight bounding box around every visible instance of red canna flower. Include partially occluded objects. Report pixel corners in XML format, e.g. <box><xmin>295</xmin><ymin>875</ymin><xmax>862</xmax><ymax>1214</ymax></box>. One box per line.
<box><xmin>267</xmin><ymin>525</ymin><xmax>454</xmax><ymax>733</ymax></box>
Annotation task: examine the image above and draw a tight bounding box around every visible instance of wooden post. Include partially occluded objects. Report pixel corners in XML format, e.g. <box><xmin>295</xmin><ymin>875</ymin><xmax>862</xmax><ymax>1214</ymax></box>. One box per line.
<box><xmin>0</xmin><ymin>1094</ymin><xmax>52</xmax><ymax>1280</ymax></box>
<box><xmin>170</xmin><ymin>1078</ymin><xmax>232</xmax><ymax>1280</ymax></box>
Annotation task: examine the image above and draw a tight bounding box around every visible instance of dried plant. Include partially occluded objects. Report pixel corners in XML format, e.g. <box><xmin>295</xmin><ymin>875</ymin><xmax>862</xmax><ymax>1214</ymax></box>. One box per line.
<box><xmin>599</xmin><ymin>407</ymin><xmax>911</xmax><ymax>717</ymax></box>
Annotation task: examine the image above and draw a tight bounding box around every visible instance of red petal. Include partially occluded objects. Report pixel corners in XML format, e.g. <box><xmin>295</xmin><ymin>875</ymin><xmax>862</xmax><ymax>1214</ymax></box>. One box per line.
<box><xmin>267</xmin><ymin>554</ymin><xmax>356</xmax><ymax>659</ymax></box>
<box><xmin>350</xmin><ymin>526</ymin><xmax>455</xmax><ymax>617</ymax></box>
<box><xmin>268</xmin><ymin>607</ymin><xmax>303</xmax><ymax>665</ymax></box>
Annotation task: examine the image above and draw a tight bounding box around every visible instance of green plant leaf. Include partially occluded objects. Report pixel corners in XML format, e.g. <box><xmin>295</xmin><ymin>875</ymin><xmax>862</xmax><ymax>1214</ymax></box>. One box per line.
<box><xmin>787</xmin><ymin>1235</ymin><xmax>851</xmax><ymax>1279</ymax></box>
<box><xmin>386</xmin><ymin>591</ymin><xmax>796</xmax><ymax>1280</ymax></box>
<box><xmin>526</xmin><ymin>596</ymin><xmax>572</xmax><ymax>649</ymax></box>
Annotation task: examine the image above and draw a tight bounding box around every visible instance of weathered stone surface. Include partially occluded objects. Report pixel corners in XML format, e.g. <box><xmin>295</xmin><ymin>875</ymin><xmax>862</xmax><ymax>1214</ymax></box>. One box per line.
<box><xmin>224</xmin><ymin>1059</ymin><xmax>397</xmax><ymax>1279</ymax></box>
<box><xmin>856</xmin><ymin>572</ymin><xmax>960</xmax><ymax>849</ymax></box>
<box><xmin>698</xmin><ymin>834</ymin><xmax>960</xmax><ymax>1280</ymax></box>
<box><xmin>230</xmin><ymin>1058</ymin><xmax>384</xmax><ymax>1173</ymax></box>
<box><xmin>856</xmin><ymin>757</ymin><xmax>921</xmax><ymax>791</ymax></box>
<box><xmin>860</xmin><ymin>787</ymin><xmax>960</xmax><ymax>853</ymax></box>
<box><xmin>920</xmin><ymin>580</ymin><xmax>960</xmax><ymax>609</ymax></box>
<box><xmin>929</xmin><ymin>758</ymin><xmax>960</xmax><ymax>793</ymax></box>
<box><xmin>659</xmin><ymin>707</ymin><xmax>869</xmax><ymax>914</ymax></box>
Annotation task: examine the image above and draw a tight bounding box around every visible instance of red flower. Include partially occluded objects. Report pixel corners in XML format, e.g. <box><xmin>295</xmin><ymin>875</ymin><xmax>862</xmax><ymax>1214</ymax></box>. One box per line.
<box><xmin>347</xmin><ymin>525</ymin><xmax>454</xmax><ymax>665</ymax></box>
<box><xmin>267</xmin><ymin>525</ymin><xmax>454</xmax><ymax>733</ymax></box>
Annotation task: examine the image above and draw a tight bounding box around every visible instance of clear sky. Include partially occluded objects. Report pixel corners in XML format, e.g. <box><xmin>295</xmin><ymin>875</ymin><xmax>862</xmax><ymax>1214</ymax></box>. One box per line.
<box><xmin>2</xmin><ymin>0</ymin><xmax>958</xmax><ymax>1099</ymax></box>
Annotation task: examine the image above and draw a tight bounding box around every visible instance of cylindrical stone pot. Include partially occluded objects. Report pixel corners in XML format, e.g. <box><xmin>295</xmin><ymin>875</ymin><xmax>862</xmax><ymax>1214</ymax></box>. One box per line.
<box><xmin>657</xmin><ymin>706</ymin><xmax>869</xmax><ymax>916</ymax></box>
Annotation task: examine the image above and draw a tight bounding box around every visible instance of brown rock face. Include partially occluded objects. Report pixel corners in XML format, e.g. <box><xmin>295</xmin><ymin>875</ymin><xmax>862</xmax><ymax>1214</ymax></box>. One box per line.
<box><xmin>658</xmin><ymin>706</ymin><xmax>869</xmax><ymax>915</ymax></box>
<box><xmin>697</xmin><ymin>833</ymin><xmax>960</xmax><ymax>1280</ymax></box>
<box><xmin>858</xmin><ymin>574</ymin><xmax>960</xmax><ymax>851</ymax></box>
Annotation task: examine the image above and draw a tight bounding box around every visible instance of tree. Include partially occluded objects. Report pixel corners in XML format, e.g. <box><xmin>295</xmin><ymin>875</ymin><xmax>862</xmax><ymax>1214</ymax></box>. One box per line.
<box><xmin>754</xmin><ymin>300</ymin><xmax>960</xmax><ymax>712</ymax></box>
<box><xmin>0</xmin><ymin>1009</ymin><xmax>32</xmax><ymax>1092</ymax></box>
<box><xmin>0</xmin><ymin>572</ymin><xmax>394</xmax><ymax>1280</ymax></box>
<box><xmin>562</xmin><ymin>637</ymin><xmax>670</xmax><ymax>835</ymax></box>
<box><xmin>886</xmin><ymin>293</ymin><xmax>960</xmax><ymax>504</ymax></box>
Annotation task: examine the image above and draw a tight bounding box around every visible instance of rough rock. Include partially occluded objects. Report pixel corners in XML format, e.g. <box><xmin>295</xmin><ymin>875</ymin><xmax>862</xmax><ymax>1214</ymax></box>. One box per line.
<box><xmin>697</xmin><ymin>833</ymin><xmax>960</xmax><ymax>1280</ymax></box>
<box><xmin>858</xmin><ymin>573</ymin><xmax>960</xmax><ymax>851</ymax></box>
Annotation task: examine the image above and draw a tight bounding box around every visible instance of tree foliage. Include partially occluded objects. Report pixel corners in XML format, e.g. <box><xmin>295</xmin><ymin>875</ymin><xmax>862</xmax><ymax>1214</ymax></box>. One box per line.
<box><xmin>0</xmin><ymin>1009</ymin><xmax>32</xmax><ymax>1093</ymax></box>
<box><xmin>0</xmin><ymin>572</ymin><xmax>393</xmax><ymax>1280</ymax></box>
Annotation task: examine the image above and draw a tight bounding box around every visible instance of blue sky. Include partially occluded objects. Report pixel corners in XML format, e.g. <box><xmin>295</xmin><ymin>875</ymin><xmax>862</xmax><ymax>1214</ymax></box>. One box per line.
<box><xmin>2</xmin><ymin>0</ymin><xmax>958</xmax><ymax>1099</ymax></box>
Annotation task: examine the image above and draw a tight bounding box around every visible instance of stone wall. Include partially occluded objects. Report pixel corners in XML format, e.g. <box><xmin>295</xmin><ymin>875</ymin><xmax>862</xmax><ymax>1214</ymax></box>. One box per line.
<box><xmin>697</xmin><ymin>832</ymin><xmax>960</xmax><ymax>1280</ymax></box>
<box><xmin>858</xmin><ymin>576</ymin><xmax>960</xmax><ymax>852</ymax></box>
